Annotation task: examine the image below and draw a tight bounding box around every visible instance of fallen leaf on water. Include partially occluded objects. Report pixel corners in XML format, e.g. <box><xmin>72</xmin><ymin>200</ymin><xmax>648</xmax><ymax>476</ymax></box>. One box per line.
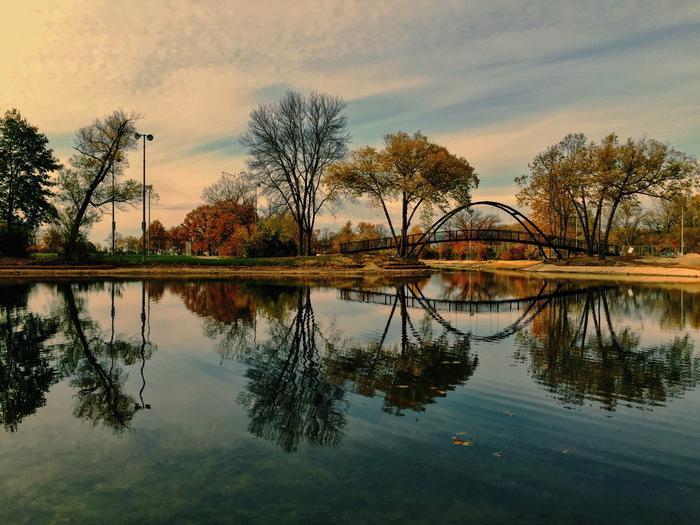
<box><xmin>456</xmin><ymin>431</ymin><xmax>466</xmax><ymax>435</ymax></box>
<box><xmin>561</xmin><ymin>448</ymin><xmax>571</xmax><ymax>455</ymax></box>
<box><xmin>437</xmin><ymin>390</ymin><xmax>446</xmax><ymax>395</ymax></box>
<box><xmin>505</xmin><ymin>410</ymin><xmax>513</xmax><ymax>417</ymax></box>
<box><xmin>396</xmin><ymin>385</ymin><xmax>409</xmax><ymax>389</ymax></box>
<box><xmin>492</xmin><ymin>451</ymin><xmax>502</xmax><ymax>458</ymax></box>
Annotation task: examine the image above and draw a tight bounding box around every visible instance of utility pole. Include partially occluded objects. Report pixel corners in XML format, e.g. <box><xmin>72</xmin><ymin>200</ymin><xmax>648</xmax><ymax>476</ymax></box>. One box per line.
<box><xmin>111</xmin><ymin>164</ymin><xmax>116</xmax><ymax>256</ymax></box>
<box><xmin>147</xmin><ymin>185</ymin><xmax>151</xmax><ymax>254</ymax></box>
<box><xmin>135</xmin><ymin>132</ymin><xmax>154</xmax><ymax>262</ymax></box>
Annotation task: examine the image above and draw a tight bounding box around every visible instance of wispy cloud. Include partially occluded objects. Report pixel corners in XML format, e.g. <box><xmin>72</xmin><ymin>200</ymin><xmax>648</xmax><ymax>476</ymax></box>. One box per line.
<box><xmin>1</xmin><ymin>0</ymin><xmax>699</xmax><ymax>240</ymax></box>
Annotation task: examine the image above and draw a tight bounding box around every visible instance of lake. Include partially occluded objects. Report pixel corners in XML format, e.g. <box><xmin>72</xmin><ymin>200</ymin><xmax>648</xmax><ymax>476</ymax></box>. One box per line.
<box><xmin>0</xmin><ymin>273</ymin><xmax>698</xmax><ymax>524</ymax></box>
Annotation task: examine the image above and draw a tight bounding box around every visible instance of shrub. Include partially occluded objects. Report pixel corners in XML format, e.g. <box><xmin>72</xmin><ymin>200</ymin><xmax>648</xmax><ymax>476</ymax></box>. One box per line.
<box><xmin>244</xmin><ymin>226</ymin><xmax>297</xmax><ymax>257</ymax></box>
<box><xmin>475</xmin><ymin>244</ymin><xmax>496</xmax><ymax>260</ymax></box>
<box><xmin>500</xmin><ymin>244</ymin><xmax>527</xmax><ymax>260</ymax></box>
<box><xmin>0</xmin><ymin>225</ymin><xmax>31</xmax><ymax>257</ymax></box>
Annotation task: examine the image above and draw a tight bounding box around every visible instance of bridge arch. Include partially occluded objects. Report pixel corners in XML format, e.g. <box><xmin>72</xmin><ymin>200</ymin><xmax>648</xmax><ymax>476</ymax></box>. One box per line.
<box><xmin>406</xmin><ymin>200</ymin><xmax>561</xmax><ymax>259</ymax></box>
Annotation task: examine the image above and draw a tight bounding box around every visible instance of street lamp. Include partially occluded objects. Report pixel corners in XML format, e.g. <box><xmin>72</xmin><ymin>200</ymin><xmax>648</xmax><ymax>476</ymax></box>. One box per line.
<box><xmin>135</xmin><ymin>132</ymin><xmax>154</xmax><ymax>261</ymax></box>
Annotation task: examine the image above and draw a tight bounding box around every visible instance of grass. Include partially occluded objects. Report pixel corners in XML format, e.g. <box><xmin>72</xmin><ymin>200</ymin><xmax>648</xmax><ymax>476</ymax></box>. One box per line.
<box><xmin>87</xmin><ymin>253</ymin><xmax>361</xmax><ymax>268</ymax></box>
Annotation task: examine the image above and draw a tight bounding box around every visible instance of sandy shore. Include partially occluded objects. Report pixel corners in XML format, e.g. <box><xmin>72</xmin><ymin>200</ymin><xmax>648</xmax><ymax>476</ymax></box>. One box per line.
<box><xmin>425</xmin><ymin>259</ymin><xmax>700</xmax><ymax>283</ymax></box>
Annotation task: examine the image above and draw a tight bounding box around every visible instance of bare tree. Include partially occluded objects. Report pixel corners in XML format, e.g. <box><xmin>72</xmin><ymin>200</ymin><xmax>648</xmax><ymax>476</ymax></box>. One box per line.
<box><xmin>56</xmin><ymin>110</ymin><xmax>142</xmax><ymax>259</ymax></box>
<box><xmin>240</xmin><ymin>91</ymin><xmax>349</xmax><ymax>255</ymax></box>
<box><xmin>201</xmin><ymin>171</ymin><xmax>257</xmax><ymax>206</ymax></box>
<box><xmin>452</xmin><ymin>208</ymin><xmax>501</xmax><ymax>231</ymax></box>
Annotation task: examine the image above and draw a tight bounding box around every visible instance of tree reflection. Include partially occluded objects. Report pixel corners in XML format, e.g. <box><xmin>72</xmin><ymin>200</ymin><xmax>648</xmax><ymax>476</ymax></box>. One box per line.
<box><xmin>230</xmin><ymin>282</ymin><xmax>478</xmax><ymax>452</ymax></box>
<box><xmin>238</xmin><ymin>287</ymin><xmax>346</xmax><ymax>452</ymax></box>
<box><xmin>0</xmin><ymin>283</ymin><xmax>58</xmax><ymax>431</ymax></box>
<box><xmin>55</xmin><ymin>282</ymin><xmax>155</xmax><ymax>432</ymax></box>
<box><xmin>325</xmin><ymin>284</ymin><xmax>478</xmax><ymax>415</ymax></box>
<box><xmin>166</xmin><ymin>281</ymin><xmax>298</xmax><ymax>362</ymax></box>
<box><xmin>515</xmin><ymin>287</ymin><xmax>700</xmax><ymax>410</ymax></box>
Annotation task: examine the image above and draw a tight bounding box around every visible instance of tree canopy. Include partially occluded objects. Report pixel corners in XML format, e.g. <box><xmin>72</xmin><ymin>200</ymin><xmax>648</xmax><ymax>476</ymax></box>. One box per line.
<box><xmin>328</xmin><ymin>131</ymin><xmax>478</xmax><ymax>257</ymax></box>
<box><xmin>240</xmin><ymin>90</ymin><xmax>349</xmax><ymax>256</ymax></box>
<box><xmin>55</xmin><ymin>110</ymin><xmax>142</xmax><ymax>259</ymax></box>
<box><xmin>0</xmin><ymin>109</ymin><xmax>61</xmax><ymax>255</ymax></box>
<box><xmin>516</xmin><ymin>132</ymin><xmax>699</xmax><ymax>258</ymax></box>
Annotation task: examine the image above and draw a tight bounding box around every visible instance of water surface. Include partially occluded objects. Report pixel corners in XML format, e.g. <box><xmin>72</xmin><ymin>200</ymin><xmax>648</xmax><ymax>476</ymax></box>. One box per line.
<box><xmin>1</xmin><ymin>273</ymin><xmax>699</xmax><ymax>524</ymax></box>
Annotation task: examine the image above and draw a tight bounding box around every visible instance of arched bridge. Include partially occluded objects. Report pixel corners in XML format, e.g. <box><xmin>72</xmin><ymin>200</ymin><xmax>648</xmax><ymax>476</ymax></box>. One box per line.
<box><xmin>339</xmin><ymin>201</ymin><xmax>620</xmax><ymax>258</ymax></box>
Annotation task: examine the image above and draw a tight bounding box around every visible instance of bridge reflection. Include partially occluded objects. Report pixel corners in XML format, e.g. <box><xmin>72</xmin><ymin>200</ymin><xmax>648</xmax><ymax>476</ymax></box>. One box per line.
<box><xmin>1</xmin><ymin>277</ymin><xmax>699</xmax><ymax>454</ymax></box>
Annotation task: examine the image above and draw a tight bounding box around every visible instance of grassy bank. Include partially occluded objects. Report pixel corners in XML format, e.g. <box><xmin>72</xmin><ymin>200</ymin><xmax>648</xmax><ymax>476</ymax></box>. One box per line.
<box><xmin>0</xmin><ymin>254</ymin><xmax>433</xmax><ymax>278</ymax></box>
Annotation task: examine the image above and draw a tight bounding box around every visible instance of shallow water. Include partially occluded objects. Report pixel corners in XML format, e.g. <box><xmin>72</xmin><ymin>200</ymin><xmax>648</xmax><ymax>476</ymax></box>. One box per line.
<box><xmin>0</xmin><ymin>273</ymin><xmax>699</xmax><ymax>524</ymax></box>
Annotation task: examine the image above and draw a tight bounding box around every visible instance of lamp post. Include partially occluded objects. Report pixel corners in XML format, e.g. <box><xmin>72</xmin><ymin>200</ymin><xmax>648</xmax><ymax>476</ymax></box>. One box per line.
<box><xmin>135</xmin><ymin>132</ymin><xmax>154</xmax><ymax>261</ymax></box>
<box><xmin>111</xmin><ymin>163</ymin><xmax>116</xmax><ymax>256</ymax></box>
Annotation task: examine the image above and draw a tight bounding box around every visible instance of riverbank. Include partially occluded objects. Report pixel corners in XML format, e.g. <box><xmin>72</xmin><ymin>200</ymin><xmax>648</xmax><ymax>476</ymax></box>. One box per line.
<box><xmin>0</xmin><ymin>254</ymin><xmax>433</xmax><ymax>279</ymax></box>
<box><xmin>426</xmin><ymin>257</ymin><xmax>700</xmax><ymax>283</ymax></box>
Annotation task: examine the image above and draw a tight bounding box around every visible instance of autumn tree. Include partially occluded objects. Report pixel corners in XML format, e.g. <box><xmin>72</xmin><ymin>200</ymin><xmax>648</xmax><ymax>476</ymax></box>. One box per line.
<box><xmin>55</xmin><ymin>110</ymin><xmax>143</xmax><ymax>260</ymax></box>
<box><xmin>175</xmin><ymin>200</ymin><xmax>256</xmax><ymax>256</ymax></box>
<box><xmin>240</xmin><ymin>90</ymin><xmax>349</xmax><ymax>256</ymax></box>
<box><xmin>517</xmin><ymin>133</ymin><xmax>699</xmax><ymax>258</ymax></box>
<box><xmin>148</xmin><ymin>219</ymin><xmax>169</xmax><ymax>253</ymax></box>
<box><xmin>329</xmin><ymin>132</ymin><xmax>478</xmax><ymax>257</ymax></box>
<box><xmin>0</xmin><ymin>109</ymin><xmax>61</xmax><ymax>255</ymax></box>
<box><xmin>597</xmin><ymin>135</ymin><xmax>698</xmax><ymax>257</ymax></box>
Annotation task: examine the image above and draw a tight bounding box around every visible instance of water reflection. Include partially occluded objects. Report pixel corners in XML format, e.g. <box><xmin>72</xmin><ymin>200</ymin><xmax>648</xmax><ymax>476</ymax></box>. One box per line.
<box><xmin>238</xmin><ymin>287</ymin><xmax>346</xmax><ymax>452</ymax></box>
<box><xmin>1</xmin><ymin>275</ymin><xmax>700</xmax><ymax>453</ymax></box>
<box><xmin>515</xmin><ymin>286</ymin><xmax>700</xmax><ymax>410</ymax></box>
<box><xmin>0</xmin><ymin>283</ymin><xmax>58</xmax><ymax>431</ymax></box>
<box><xmin>0</xmin><ymin>281</ymin><xmax>156</xmax><ymax>433</ymax></box>
<box><xmin>328</xmin><ymin>284</ymin><xmax>478</xmax><ymax>415</ymax></box>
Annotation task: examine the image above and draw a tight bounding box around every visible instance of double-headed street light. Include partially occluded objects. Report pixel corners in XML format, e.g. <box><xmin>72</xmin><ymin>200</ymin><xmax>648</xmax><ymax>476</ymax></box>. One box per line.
<box><xmin>135</xmin><ymin>132</ymin><xmax>154</xmax><ymax>261</ymax></box>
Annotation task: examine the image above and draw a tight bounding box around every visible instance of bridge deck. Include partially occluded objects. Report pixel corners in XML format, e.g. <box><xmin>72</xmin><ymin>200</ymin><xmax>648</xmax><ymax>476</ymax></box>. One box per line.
<box><xmin>339</xmin><ymin>286</ymin><xmax>600</xmax><ymax>314</ymax></box>
<box><xmin>340</xmin><ymin>228</ymin><xmax>619</xmax><ymax>256</ymax></box>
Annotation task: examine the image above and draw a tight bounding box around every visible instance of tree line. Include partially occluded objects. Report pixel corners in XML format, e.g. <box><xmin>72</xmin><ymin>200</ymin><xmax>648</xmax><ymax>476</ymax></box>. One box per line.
<box><xmin>1</xmin><ymin>109</ymin><xmax>144</xmax><ymax>259</ymax></box>
<box><xmin>2</xmin><ymin>92</ymin><xmax>698</xmax><ymax>261</ymax></box>
<box><xmin>516</xmin><ymin>133</ymin><xmax>699</xmax><ymax>258</ymax></box>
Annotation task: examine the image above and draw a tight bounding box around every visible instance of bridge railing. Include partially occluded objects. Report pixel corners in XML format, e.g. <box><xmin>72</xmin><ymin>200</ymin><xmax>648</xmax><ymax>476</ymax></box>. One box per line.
<box><xmin>340</xmin><ymin>228</ymin><xmax>620</xmax><ymax>256</ymax></box>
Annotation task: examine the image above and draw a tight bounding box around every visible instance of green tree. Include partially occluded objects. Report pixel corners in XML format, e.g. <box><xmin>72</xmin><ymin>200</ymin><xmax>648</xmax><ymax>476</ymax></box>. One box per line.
<box><xmin>329</xmin><ymin>132</ymin><xmax>477</xmax><ymax>257</ymax></box>
<box><xmin>55</xmin><ymin>110</ymin><xmax>142</xmax><ymax>260</ymax></box>
<box><xmin>0</xmin><ymin>109</ymin><xmax>61</xmax><ymax>255</ymax></box>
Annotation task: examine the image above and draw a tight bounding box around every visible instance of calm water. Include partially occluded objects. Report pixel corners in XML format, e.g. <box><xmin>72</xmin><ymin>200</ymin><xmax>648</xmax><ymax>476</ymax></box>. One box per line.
<box><xmin>0</xmin><ymin>273</ymin><xmax>699</xmax><ymax>524</ymax></box>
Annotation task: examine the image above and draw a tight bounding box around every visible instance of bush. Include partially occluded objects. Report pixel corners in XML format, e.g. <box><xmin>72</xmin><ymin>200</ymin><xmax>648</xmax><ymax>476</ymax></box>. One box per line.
<box><xmin>0</xmin><ymin>225</ymin><xmax>31</xmax><ymax>257</ymax></box>
<box><xmin>500</xmin><ymin>244</ymin><xmax>527</xmax><ymax>260</ymax></box>
<box><xmin>475</xmin><ymin>244</ymin><xmax>496</xmax><ymax>260</ymax></box>
<box><xmin>244</xmin><ymin>226</ymin><xmax>297</xmax><ymax>257</ymax></box>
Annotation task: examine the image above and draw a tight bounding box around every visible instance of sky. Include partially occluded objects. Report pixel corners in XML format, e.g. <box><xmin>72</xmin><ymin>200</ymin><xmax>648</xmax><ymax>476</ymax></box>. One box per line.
<box><xmin>2</xmin><ymin>0</ymin><xmax>699</xmax><ymax>243</ymax></box>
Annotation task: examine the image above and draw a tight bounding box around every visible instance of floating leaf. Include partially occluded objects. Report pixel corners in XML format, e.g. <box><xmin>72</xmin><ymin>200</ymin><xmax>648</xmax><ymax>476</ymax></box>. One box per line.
<box><xmin>492</xmin><ymin>451</ymin><xmax>502</xmax><ymax>458</ymax></box>
<box><xmin>505</xmin><ymin>410</ymin><xmax>513</xmax><ymax>417</ymax></box>
<box><xmin>561</xmin><ymin>448</ymin><xmax>571</xmax><ymax>455</ymax></box>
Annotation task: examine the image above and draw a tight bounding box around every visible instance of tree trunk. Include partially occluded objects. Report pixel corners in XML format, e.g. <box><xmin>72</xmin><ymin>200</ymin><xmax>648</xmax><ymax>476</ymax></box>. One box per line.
<box><xmin>296</xmin><ymin>221</ymin><xmax>305</xmax><ymax>256</ymax></box>
<box><xmin>599</xmin><ymin>200</ymin><xmax>620</xmax><ymax>261</ymax></box>
<box><xmin>400</xmin><ymin>194</ymin><xmax>408</xmax><ymax>258</ymax></box>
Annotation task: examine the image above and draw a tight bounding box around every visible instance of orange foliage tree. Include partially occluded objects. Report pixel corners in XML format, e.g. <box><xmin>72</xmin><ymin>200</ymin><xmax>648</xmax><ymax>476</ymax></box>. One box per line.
<box><xmin>174</xmin><ymin>199</ymin><xmax>256</xmax><ymax>256</ymax></box>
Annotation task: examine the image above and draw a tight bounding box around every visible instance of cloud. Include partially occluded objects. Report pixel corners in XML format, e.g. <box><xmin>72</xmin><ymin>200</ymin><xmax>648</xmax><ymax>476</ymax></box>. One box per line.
<box><xmin>1</xmin><ymin>0</ymin><xmax>699</xmax><ymax>242</ymax></box>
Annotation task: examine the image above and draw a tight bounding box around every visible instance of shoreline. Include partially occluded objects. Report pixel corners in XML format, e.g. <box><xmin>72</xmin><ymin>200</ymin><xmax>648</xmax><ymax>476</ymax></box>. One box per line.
<box><xmin>0</xmin><ymin>264</ymin><xmax>433</xmax><ymax>280</ymax></box>
<box><xmin>425</xmin><ymin>259</ymin><xmax>700</xmax><ymax>283</ymax></box>
<box><xmin>2</xmin><ymin>257</ymin><xmax>700</xmax><ymax>283</ymax></box>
